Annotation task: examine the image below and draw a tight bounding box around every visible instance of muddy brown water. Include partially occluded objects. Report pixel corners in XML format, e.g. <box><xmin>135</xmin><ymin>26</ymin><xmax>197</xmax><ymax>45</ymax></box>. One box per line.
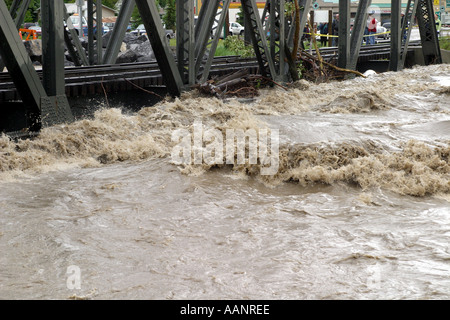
<box><xmin>0</xmin><ymin>64</ymin><xmax>449</xmax><ymax>299</ymax></box>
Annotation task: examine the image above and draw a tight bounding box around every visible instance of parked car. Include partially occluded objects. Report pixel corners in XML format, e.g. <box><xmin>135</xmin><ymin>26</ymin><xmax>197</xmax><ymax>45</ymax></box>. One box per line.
<box><xmin>69</xmin><ymin>14</ymin><xmax>88</xmax><ymax>36</ymax></box>
<box><xmin>131</xmin><ymin>24</ymin><xmax>174</xmax><ymax>39</ymax></box>
<box><xmin>211</xmin><ymin>21</ymin><xmax>244</xmax><ymax>38</ymax></box>
<box><xmin>229</xmin><ymin>22</ymin><xmax>244</xmax><ymax>36</ymax></box>
<box><xmin>28</xmin><ymin>25</ymin><xmax>42</xmax><ymax>37</ymax></box>
<box><xmin>376</xmin><ymin>24</ymin><xmax>389</xmax><ymax>39</ymax></box>
<box><xmin>68</xmin><ymin>14</ymin><xmax>104</xmax><ymax>37</ymax></box>
<box><xmin>130</xmin><ymin>24</ymin><xmax>145</xmax><ymax>35</ymax></box>
<box><xmin>23</xmin><ymin>22</ymin><xmax>38</xmax><ymax>29</ymax></box>
<box><xmin>103</xmin><ymin>22</ymin><xmax>115</xmax><ymax>32</ymax></box>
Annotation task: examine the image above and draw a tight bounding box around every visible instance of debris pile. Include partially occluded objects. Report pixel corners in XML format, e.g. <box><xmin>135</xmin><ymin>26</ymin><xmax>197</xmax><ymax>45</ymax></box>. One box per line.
<box><xmin>193</xmin><ymin>69</ymin><xmax>287</xmax><ymax>99</ymax></box>
<box><xmin>296</xmin><ymin>48</ymin><xmax>366</xmax><ymax>83</ymax></box>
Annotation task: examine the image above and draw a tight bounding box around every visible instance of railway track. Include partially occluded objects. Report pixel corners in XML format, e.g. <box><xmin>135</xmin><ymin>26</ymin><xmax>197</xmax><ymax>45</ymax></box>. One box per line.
<box><xmin>0</xmin><ymin>55</ymin><xmax>260</xmax><ymax>102</ymax></box>
<box><xmin>0</xmin><ymin>41</ymin><xmax>421</xmax><ymax>102</ymax></box>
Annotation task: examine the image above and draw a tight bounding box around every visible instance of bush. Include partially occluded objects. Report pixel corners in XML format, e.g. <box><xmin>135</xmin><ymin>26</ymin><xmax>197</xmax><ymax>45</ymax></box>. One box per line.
<box><xmin>440</xmin><ymin>36</ymin><xmax>450</xmax><ymax>50</ymax></box>
<box><xmin>223</xmin><ymin>36</ymin><xmax>255</xmax><ymax>58</ymax></box>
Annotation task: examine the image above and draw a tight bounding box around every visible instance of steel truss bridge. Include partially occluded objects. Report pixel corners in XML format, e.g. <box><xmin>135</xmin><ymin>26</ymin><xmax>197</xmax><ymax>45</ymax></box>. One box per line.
<box><xmin>0</xmin><ymin>0</ymin><xmax>442</xmax><ymax>135</ymax></box>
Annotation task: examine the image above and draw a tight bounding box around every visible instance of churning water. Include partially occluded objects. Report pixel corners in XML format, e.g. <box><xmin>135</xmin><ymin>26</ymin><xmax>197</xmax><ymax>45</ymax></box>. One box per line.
<box><xmin>0</xmin><ymin>64</ymin><xmax>449</xmax><ymax>299</ymax></box>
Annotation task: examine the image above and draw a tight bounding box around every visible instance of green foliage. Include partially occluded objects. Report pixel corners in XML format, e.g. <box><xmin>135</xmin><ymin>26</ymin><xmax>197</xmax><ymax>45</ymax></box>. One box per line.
<box><xmin>5</xmin><ymin>0</ymin><xmax>39</xmax><ymax>22</ymax></box>
<box><xmin>296</xmin><ymin>61</ymin><xmax>306</xmax><ymax>79</ymax></box>
<box><xmin>223</xmin><ymin>36</ymin><xmax>255</xmax><ymax>58</ymax></box>
<box><xmin>131</xmin><ymin>0</ymin><xmax>162</xmax><ymax>29</ymax></box>
<box><xmin>131</xmin><ymin>6</ymin><xmax>143</xmax><ymax>29</ymax></box>
<box><xmin>24</xmin><ymin>0</ymin><xmax>40</xmax><ymax>22</ymax></box>
<box><xmin>158</xmin><ymin>0</ymin><xmax>168</xmax><ymax>8</ymax></box>
<box><xmin>236</xmin><ymin>6</ymin><xmax>244</xmax><ymax>25</ymax></box>
<box><xmin>102</xmin><ymin>0</ymin><xmax>119</xmax><ymax>9</ymax></box>
<box><xmin>163</xmin><ymin>0</ymin><xmax>176</xmax><ymax>30</ymax></box>
<box><xmin>440</xmin><ymin>36</ymin><xmax>450</xmax><ymax>51</ymax></box>
<box><xmin>214</xmin><ymin>45</ymin><xmax>236</xmax><ymax>57</ymax></box>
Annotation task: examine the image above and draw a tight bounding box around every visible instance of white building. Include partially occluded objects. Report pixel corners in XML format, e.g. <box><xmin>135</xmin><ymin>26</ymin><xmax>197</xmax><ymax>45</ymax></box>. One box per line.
<box><xmin>64</xmin><ymin>3</ymin><xmax>117</xmax><ymax>19</ymax></box>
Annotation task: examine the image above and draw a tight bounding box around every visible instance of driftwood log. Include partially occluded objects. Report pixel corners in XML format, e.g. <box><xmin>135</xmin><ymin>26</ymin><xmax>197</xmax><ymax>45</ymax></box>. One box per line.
<box><xmin>193</xmin><ymin>69</ymin><xmax>287</xmax><ymax>99</ymax></box>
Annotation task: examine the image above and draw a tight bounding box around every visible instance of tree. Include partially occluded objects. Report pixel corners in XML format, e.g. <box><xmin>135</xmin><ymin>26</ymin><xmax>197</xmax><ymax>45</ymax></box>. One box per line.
<box><xmin>163</xmin><ymin>0</ymin><xmax>175</xmax><ymax>30</ymax></box>
<box><xmin>131</xmin><ymin>0</ymin><xmax>163</xmax><ymax>29</ymax></box>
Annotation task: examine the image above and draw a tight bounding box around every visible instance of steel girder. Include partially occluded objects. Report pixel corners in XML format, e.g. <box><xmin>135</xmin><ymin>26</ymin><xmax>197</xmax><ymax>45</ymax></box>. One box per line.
<box><xmin>135</xmin><ymin>0</ymin><xmax>184</xmax><ymax>96</ymax></box>
<box><xmin>400</xmin><ymin>0</ymin><xmax>419</xmax><ymax>66</ymax></box>
<box><xmin>103</xmin><ymin>0</ymin><xmax>135</xmax><ymax>65</ymax></box>
<box><xmin>0</xmin><ymin>0</ymin><xmax>46</xmax><ymax>110</ymax></box>
<box><xmin>337</xmin><ymin>0</ymin><xmax>350</xmax><ymax>69</ymax></box>
<box><xmin>87</xmin><ymin>0</ymin><xmax>103</xmax><ymax>65</ymax></box>
<box><xmin>0</xmin><ymin>0</ymin><xmax>31</xmax><ymax>71</ymax></box>
<box><xmin>347</xmin><ymin>0</ymin><xmax>370</xmax><ymax>71</ymax></box>
<box><xmin>0</xmin><ymin>0</ymin><xmax>73</xmax><ymax>129</ymax></box>
<box><xmin>10</xmin><ymin>0</ymin><xmax>31</xmax><ymax>29</ymax></box>
<box><xmin>416</xmin><ymin>0</ymin><xmax>442</xmax><ymax>65</ymax></box>
<box><xmin>195</xmin><ymin>0</ymin><xmax>232</xmax><ymax>83</ymax></box>
<box><xmin>194</xmin><ymin>0</ymin><xmax>222</xmax><ymax>80</ymax></box>
<box><xmin>240</xmin><ymin>0</ymin><xmax>275</xmax><ymax>79</ymax></box>
<box><xmin>176</xmin><ymin>0</ymin><xmax>195</xmax><ymax>85</ymax></box>
<box><xmin>267</xmin><ymin>0</ymin><xmax>287</xmax><ymax>82</ymax></box>
<box><xmin>389</xmin><ymin>0</ymin><xmax>402</xmax><ymax>71</ymax></box>
<box><xmin>41</xmin><ymin>0</ymin><xmax>66</xmax><ymax>96</ymax></box>
<box><xmin>39</xmin><ymin>0</ymin><xmax>73</xmax><ymax>125</ymax></box>
<box><xmin>63</xmin><ymin>4</ymin><xmax>89</xmax><ymax>66</ymax></box>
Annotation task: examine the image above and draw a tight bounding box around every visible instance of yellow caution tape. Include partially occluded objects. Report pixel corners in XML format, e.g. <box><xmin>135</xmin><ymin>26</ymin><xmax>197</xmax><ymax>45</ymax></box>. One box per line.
<box><xmin>305</xmin><ymin>30</ymin><xmax>391</xmax><ymax>38</ymax></box>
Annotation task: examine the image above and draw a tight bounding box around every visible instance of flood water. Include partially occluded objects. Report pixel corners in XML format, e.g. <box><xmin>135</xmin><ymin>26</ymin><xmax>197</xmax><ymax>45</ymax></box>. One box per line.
<box><xmin>0</xmin><ymin>64</ymin><xmax>449</xmax><ymax>300</ymax></box>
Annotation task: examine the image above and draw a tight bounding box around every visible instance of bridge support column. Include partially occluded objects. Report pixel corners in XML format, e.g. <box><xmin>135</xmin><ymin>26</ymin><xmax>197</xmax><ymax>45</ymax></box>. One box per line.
<box><xmin>41</xmin><ymin>0</ymin><xmax>74</xmax><ymax>125</ymax></box>
<box><xmin>176</xmin><ymin>0</ymin><xmax>195</xmax><ymax>85</ymax></box>
<box><xmin>0</xmin><ymin>0</ymin><xmax>73</xmax><ymax>131</ymax></box>
<box><xmin>416</xmin><ymin>0</ymin><xmax>442</xmax><ymax>65</ymax></box>
<box><xmin>268</xmin><ymin>0</ymin><xmax>288</xmax><ymax>82</ymax></box>
<box><xmin>389</xmin><ymin>0</ymin><xmax>402</xmax><ymax>71</ymax></box>
<box><xmin>337</xmin><ymin>0</ymin><xmax>350</xmax><ymax>69</ymax></box>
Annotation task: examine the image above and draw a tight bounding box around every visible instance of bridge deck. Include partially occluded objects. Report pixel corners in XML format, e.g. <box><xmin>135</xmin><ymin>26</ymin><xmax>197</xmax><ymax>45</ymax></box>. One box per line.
<box><xmin>0</xmin><ymin>40</ymin><xmax>421</xmax><ymax>103</ymax></box>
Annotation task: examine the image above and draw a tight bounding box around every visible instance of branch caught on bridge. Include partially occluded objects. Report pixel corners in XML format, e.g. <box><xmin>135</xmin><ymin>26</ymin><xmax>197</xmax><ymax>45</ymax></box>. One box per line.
<box><xmin>193</xmin><ymin>69</ymin><xmax>286</xmax><ymax>99</ymax></box>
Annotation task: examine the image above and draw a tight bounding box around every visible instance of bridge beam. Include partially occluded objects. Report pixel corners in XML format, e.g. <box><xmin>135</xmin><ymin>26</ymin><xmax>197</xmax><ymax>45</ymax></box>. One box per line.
<box><xmin>0</xmin><ymin>0</ymin><xmax>73</xmax><ymax>131</ymax></box>
<box><xmin>240</xmin><ymin>0</ymin><xmax>275</xmax><ymax>79</ymax></box>
<box><xmin>269</xmin><ymin>0</ymin><xmax>288</xmax><ymax>82</ymax></box>
<box><xmin>135</xmin><ymin>0</ymin><xmax>183</xmax><ymax>96</ymax></box>
<box><xmin>337</xmin><ymin>0</ymin><xmax>350</xmax><ymax>69</ymax></box>
<box><xmin>11</xmin><ymin>0</ymin><xmax>32</xmax><ymax>29</ymax></box>
<box><xmin>194</xmin><ymin>0</ymin><xmax>220</xmax><ymax>75</ymax></box>
<box><xmin>389</xmin><ymin>0</ymin><xmax>402</xmax><ymax>71</ymax></box>
<box><xmin>103</xmin><ymin>0</ymin><xmax>135</xmax><ymax>65</ymax></box>
<box><xmin>197</xmin><ymin>0</ymin><xmax>232</xmax><ymax>84</ymax></box>
<box><xmin>41</xmin><ymin>0</ymin><xmax>66</xmax><ymax>96</ymax></box>
<box><xmin>348</xmin><ymin>0</ymin><xmax>370</xmax><ymax>71</ymax></box>
<box><xmin>416</xmin><ymin>0</ymin><xmax>442</xmax><ymax>65</ymax></box>
<box><xmin>40</xmin><ymin>0</ymin><xmax>74</xmax><ymax>125</ymax></box>
<box><xmin>0</xmin><ymin>0</ymin><xmax>31</xmax><ymax>71</ymax></box>
<box><xmin>0</xmin><ymin>0</ymin><xmax>45</xmax><ymax>112</ymax></box>
<box><xmin>176</xmin><ymin>0</ymin><xmax>195</xmax><ymax>85</ymax></box>
<box><xmin>63</xmin><ymin>4</ymin><xmax>89</xmax><ymax>66</ymax></box>
<box><xmin>400</xmin><ymin>0</ymin><xmax>419</xmax><ymax>66</ymax></box>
